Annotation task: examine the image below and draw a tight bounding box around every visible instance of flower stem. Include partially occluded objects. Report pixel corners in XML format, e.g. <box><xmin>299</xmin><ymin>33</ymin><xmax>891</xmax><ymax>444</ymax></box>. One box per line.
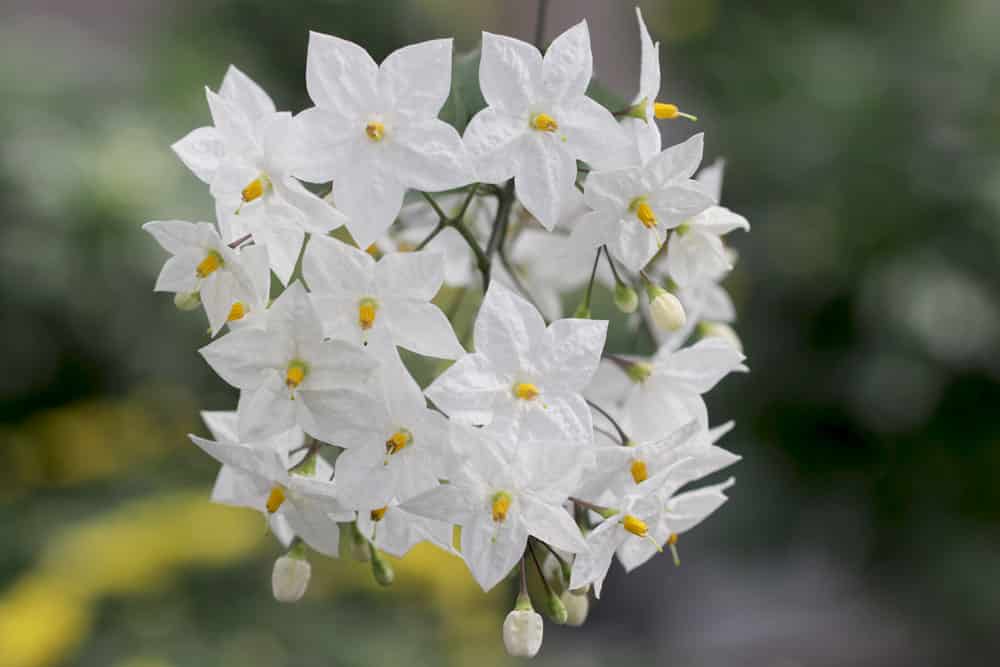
<box><xmin>585</xmin><ymin>398</ymin><xmax>629</xmax><ymax>444</ymax></box>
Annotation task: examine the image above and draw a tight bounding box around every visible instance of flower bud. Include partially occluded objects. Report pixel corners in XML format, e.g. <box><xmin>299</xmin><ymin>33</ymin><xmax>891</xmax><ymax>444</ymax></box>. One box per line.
<box><xmin>560</xmin><ymin>590</ymin><xmax>589</xmax><ymax>627</ymax></box>
<box><xmin>271</xmin><ymin>545</ymin><xmax>310</xmax><ymax>603</ymax></box>
<box><xmin>572</xmin><ymin>302</ymin><xmax>591</xmax><ymax>319</ymax></box>
<box><xmin>503</xmin><ymin>593</ymin><xmax>544</xmax><ymax>658</ymax></box>
<box><xmin>543</xmin><ymin>588</ymin><xmax>568</xmax><ymax>624</ymax></box>
<box><xmin>647</xmin><ymin>285</ymin><xmax>686</xmax><ymax>332</ymax></box>
<box><xmin>699</xmin><ymin>321</ymin><xmax>743</xmax><ymax>351</ymax></box>
<box><xmin>173</xmin><ymin>290</ymin><xmax>201</xmax><ymax>311</ymax></box>
<box><xmin>339</xmin><ymin>523</ymin><xmax>370</xmax><ymax>562</ymax></box>
<box><xmin>614</xmin><ymin>284</ymin><xmax>638</xmax><ymax>314</ymax></box>
<box><xmin>370</xmin><ymin>548</ymin><xmax>394</xmax><ymax>587</ymax></box>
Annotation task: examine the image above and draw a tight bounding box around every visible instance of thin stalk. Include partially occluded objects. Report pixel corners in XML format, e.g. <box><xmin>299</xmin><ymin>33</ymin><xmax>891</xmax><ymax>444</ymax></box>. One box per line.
<box><xmin>581</xmin><ymin>248</ymin><xmax>602</xmax><ymax>311</ymax></box>
<box><xmin>602</xmin><ymin>245</ymin><xmax>626</xmax><ymax>287</ymax></box>
<box><xmin>585</xmin><ymin>398</ymin><xmax>629</xmax><ymax>444</ymax></box>
<box><xmin>420</xmin><ymin>191</ymin><xmax>448</xmax><ymax>222</ymax></box>
<box><xmin>527</xmin><ymin>541</ymin><xmax>556</xmax><ymax>598</ymax></box>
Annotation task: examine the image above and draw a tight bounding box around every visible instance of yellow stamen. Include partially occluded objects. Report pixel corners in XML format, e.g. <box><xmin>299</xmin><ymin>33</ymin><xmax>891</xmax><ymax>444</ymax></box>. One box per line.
<box><xmin>285</xmin><ymin>361</ymin><xmax>307</xmax><ymax>389</ymax></box>
<box><xmin>622</xmin><ymin>514</ymin><xmax>648</xmax><ymax>537</ymax></box>
<box><xmin>491</xmin><ymin>491</ymin><xmax>512</xmax><ymax>523</ymax></box>
<box><xmin>266</xmin><ymin>486</ymin><xmax>286</xmax><ymax>514</ymax></box>
<box><xmin>365</xmin><ymin>121</ymin><xmax>385</xmax><ymax>141</ymax></box>
<box><xmin>530</xmin><ymin>112</ymin><xmax>558</xmax><ymax>132</ymax></box>
<box><xmin>513</xmin><ymin>382</ymin><xmax>540</xmax><ymax>400</ymax></box>
<box><xmin>241</xmin><ymin>177</ymin><xmax>266</xmax><ymax>203</ymax></box>
<box><xmin>358</xmin><ymin>298</ymin><xmax>378</xmax><ymax>330</ymax></box>
<box><xmin>668</xmin><ymin>533</ymin><xmax>680</xmax><ymax>566</ymax></box>
<box><xmin>629</xmin><ymin>197</ymin><xmax>657</xmax><ymax>229</ymax></box>
<box><xmin>195</xmin><ymin>251</ymin><xmax>223</xmax><ymax>278</ymax></box>
<box><xmin>654</xmin><ymin>102</ymin><xmax>698</xmax><ymax>122</ymax></box>
<box><xmin>630</xmin><ymin>459</ymin><xmax>648</xmax><ymax>484</ymax></box>
<box><xmin>365</xmin><ymin>243</ymin><xmax>380</xmax><ymax>257</ymax></box>
<box><xmin>385</xmin><ymin>430</ymin><xmax>411</xmax><ymax>456</ymax></box>
<box><xmin>227</xmin><ymin>301</ymin><xmax>247</xmax><ymax>322</ymax></box>
<box><xmin>371</xmin><ymin>506</ymin><xmax>388</xmax><ymax>522</ymax></box>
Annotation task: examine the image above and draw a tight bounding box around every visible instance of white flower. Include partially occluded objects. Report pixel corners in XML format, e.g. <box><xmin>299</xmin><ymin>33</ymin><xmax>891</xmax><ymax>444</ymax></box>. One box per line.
<box><xmin>188</xmin><ymin>431</ymin><xmax>354</xmax><ymax>557</ymax></box>
<box><xmin>143</xmin><ymin>220</ymin><xmax>269</xmax><ymax>335</ymax></box>
<box><xmin>272</xmin><ymin>550</ymin><xmax>311</xmax><ymax>603</ymax></box>
<box><xmin>199</xmin><ymin>281</ymin><xmax>379</xmax><ymax>442</ymax></box>
<box><xmin>425</xmin><ymin>281</ymin><xmax>607</xmax><ymax>446</ymax></box>
<box><xmin>303</xmin><ymin>235</ymin><xmax>465</xmax><ymax>360</ymax></box>
<box><xmin>502</xmin><ymin>606</ymin><xmax>544</xmax><ymax>658</ymax></box>
<box><xmin>172</xmin><ymin>66</ymin><xmax>347</xmax><ymax>283</ymax></box>
<box><xmin>355</xmin><ymin>502</ymin><xmax>454</xmax><ymax>559</ymax></box>
<box><xmin>570</xmin><ymin>134</ymin><xmax>715</xmax><ymax>272</ymax></box>
<box><xmin>330</xmin><ymin>351</ymin><xmax>452</xmax><ymax>509</ymax></box>
<box><xmin>404</xmin><ymin>423</ymin><xmax>589</xmax><ymax>591</ymax></box>
<box><xmin>294</xmin><ymin>34</ymin><xmax>470</xmax><ymax>248</ymax></box>
<box><xmin>463</xmin><ymin>21</ymin><xmax>627</xmax><ymax>230</ymax></box>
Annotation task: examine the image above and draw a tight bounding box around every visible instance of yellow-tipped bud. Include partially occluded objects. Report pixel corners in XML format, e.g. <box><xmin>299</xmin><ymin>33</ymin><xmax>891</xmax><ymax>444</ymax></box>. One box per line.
<box><xmin>241</xmin><ymin>177</ymin><xmax>266</xmax><ymax>203</ymax></box>
<box><xmin>266</xmin><ymin>485</ymin><xmax>286</xmax><ymax>514</ymax></box>
<box><xmin>385</xmin><ymin>430</ymin><xmax>411</xmax><ymax>456</ymax></box>
<box><xmin>195</xmin><ymin>251</ymin><xmax>223</xmax><ymax>278</ymax></box>
<box><xmin>622</xmin><ymin>514</ymin><xmax>648</xmax><ymax>537</ymax></box>
<box><xmin>358</xmin><ymin>298</ymin><xmax>378</xmax><ymax>330</ymax></box>
<box><xmin>365</xmin><ymin>121</ymin><xmax>385</xmax><ymax>141</ymax></box>
<box><xmin>371</xmin><ymin>506</ymin><xmax>388</xmax><ymax>522</ymax></box>
<box><xmin>491</xmin><ymin>491</ymin><xmax>512</xmax><ymax>523</ymax></box>
<box><xmin>285</xmin><ymin>361</ymin><xmax>307</xmax><ymax>389</ymax></box>
<box><xmin>530</xmin><ymin>112</ymin><xmax>558</xmax><ymax>132</ymax></box>
<box><xmin>513</xmin><ymin>382</ymin><xmax>540</xmax><ymax>400</ymax></box>
<box><xmin>227</xmin><ymin>301</ymin><xmax>247</xmax><ymax>322</ymax></box>
<box><xmin>654</xmin><ymin>102</ymin><xmax>698</xmax><ymax>122</ymax></box>
<box><xmin>630</xmin><ymin>459</ymin><xmax>648</xmax><ymax>484</ymax></box>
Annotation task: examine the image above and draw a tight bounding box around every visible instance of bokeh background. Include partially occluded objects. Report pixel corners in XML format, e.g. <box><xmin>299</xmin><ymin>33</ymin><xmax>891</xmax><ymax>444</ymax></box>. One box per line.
<box><xmin>3</xmin><ymin>0</ymin><xmax>1000</xmax><ymax>665</ymax></box>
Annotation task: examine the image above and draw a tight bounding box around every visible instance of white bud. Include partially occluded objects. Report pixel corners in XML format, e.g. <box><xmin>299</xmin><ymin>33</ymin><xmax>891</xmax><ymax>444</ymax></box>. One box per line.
<box><xmin>650</xmin><ymin>291</ymin><xmax>686</xmax><ymax>331</ymax></box>
<box><xmin>700</xmin><ymin>321</ymin><xmax>742</xmax><ymax>351</ymax></box>
<box><xmin>503</xmin><ymin>608</ymin><xmax>544</xmax><ymax>658</ymax></box>
<box><xmin>560</xmin><ymin>590</ymin><xmax>589</xmax><ymax>626</ymax></box>
<box><xmin>173</xmin><ymin>290</ymin><xmax>201</xmax><ymax>311</ymax></box>
<box><xmin>271</xmin><ymin>553</ymin><xmax>310</xmax><ymax>603</ymax></box>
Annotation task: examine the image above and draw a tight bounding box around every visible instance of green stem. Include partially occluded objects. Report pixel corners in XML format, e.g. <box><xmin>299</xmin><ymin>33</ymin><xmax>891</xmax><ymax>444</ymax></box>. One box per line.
<box><xmin>582</xmin><ymin>248</ymin><xmax>602</xmax><ymax>311</ymax></box>
<box><xmin>420</xmin><ymin>191</ymin><xmax>448</xmax><ymax>221</ymax></box>
<box><xmin>585</xmin><ymin>398</ymin><xmax>629</xmax><ymax>444</ymax></box>
<box><xmin>602</xmin><ymin>245</ymin><xmax>626</xmax><ymax>287</ymax></box>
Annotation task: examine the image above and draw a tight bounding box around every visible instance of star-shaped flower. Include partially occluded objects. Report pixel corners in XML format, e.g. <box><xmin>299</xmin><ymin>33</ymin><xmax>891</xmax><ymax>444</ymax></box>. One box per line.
<box><xmin>355</xmin><ymin>502</ymin><xmax>455</xmax><ymax>559</ymax></box>
<box><xmin>293</xmin><ymin>34</ymin><xmax>471</xmax><ymax>248</ymax></box>
<box><xmin>199</xmin><ymin>281</ymin><xmax>379</xmax><ymax>442</ymax></box>
<box><xmin>143</xmin><ymin>219</ymin><xmax>269</xmax><ymax>335</ymax></box>
<box><xmin>303</xmin><ymin>235</ymin><xmax>465</xmax><ymax>360</ymax></box>
<box><xmin>463</xmin><ymin>21</ymin><xmax>627</xmax><ymax>230</ymax></box>
<box><xmin>172</xmin><ymin>66</ymin><xmax>347</xmax><ymax>283</ymax></box>
<box><xmin>425</xmin><ymin>281</ymin><xmax>607</xmax><ymax>447</ymax></box>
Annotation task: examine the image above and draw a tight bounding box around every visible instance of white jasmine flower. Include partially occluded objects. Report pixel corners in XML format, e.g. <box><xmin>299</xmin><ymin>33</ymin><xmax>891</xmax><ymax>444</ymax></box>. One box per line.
<box><xmin>303</xmin><ymin>235</ymin><xmax>465</xmax><ymax>360</ymax></box>
<box><xmin>404</xmin><ymin>423</ymin><xmax>589</xmax><ymax>591</ymax></box>
<box><xmin>570</xmin><ymin>134</ymin><xmax>715</xmax><ymax>272</ymax></box>
<box><xmin>172</xmin><ymin>66</ymin><xmax>347</xmax><ymax>283</ymax></box>
<box><xmin>143</xmin><ymin>219</ymin><xmax>269</xmax><ymax>335</ymax></box>
<box><xmin>294</xmin><ymin>34</ymin><xmax>470</xmax><ymax>248</ymax></box>
<box><xmin>425</xmin><ymin>281</ymin><xmax>607</xmax><ymax>446</ymax></box>
<box><xmin>199</xmin><ymin>281</ymin><xmax>379</xmax><ymax>442</ymax></box>
<box><xmin>463</xmin><ymin>21</ymin><xmax>627</xmax><ymax>230</ymax></box>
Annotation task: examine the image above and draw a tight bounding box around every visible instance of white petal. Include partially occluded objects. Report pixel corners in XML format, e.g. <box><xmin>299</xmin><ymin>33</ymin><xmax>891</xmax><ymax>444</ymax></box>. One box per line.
<box><xmin>298</xmin><ymin>388</ymin><xmax>385</xmax><ymax>449</ymax></box>
<box><xmin>644</xmin><ymin>132</ymin><xmax>704</xmax><ymax>184</ymax></box>
<box><xmin>520</xmin><ymin>496</ymin><xmax>587</xmax><ymax>553</ymax></box>
<box><xmin>537</xmin><ymin>318</ymin><xmax>607</xmax><ymax>393</ymax></box>
<box><xmin>568</xmin><ymin>520</ymin><xmax>620</xmax><ymax>597</ymax></box>
<box><xmin>219</xmin><ymin>65</ymin><xmax>276</xmax><ymax>117</ymax></box>
<box><xmin>692</xmin><ymin>205</ymin><xmax>750</xmax><ymax>235</ymax></box>
<box><xmin>696</xmin><ymin>158</ymin><xmax>726</xmax><ymax>202</ymax></box>
<box><xmin>479</xmin><ymin>32</ymin><xmax>541</xmax><ymax>113</ymax></box>
<box><xmin>171</xmin><ymin>126</ymin><xmax>224</xmax><ymax>184</ymax></box>
<box><xmin>275</xmin><ymin>177</ymin><xmax>348</xmax><ymax>235</ymax></box>
<box><xmin>237</xmin><ymin>379</ymin><xmax>299</xmax><ymax>441</ymax></box>
<box><xmin>666</xmin><ymin>477</ymin><xmax>734</xmax><ymax>534</ymax></box>
<box><xmin>513</xmin><ymin>133</ymin><xmax>575</xmax><ymax>231</ymax></box>
<box><xmin>541</xmin><ymin>20</ymin><xmax>592</xmax><ymax>101</ymax></box>
<box><xmin>143</xmin><ymin>220</ymin><xmax>214</xmax><ymax>255</ymax></box>
<box><xmin>290</xmin><ymin>106</ymin><xmax>361</xmax><ymax>183</ymax></box>
<box><xmin>606</xmin><ymin>212</ymin><xmax>661</xmax><ymax>272</ymax></box>
<box><xmin>474</xmin><ymin>280</ymin><xmax>547</xmax><ymax>373</ymax></box>
<box><xmin>378</xmin><ymin>39</ymin><xmax>453</xmax><ymax>117</ymax></box>
<box><xmin>332</xmin><ymin>164</ymin><xmax>406</xmax><ymax>250</ymax></box>
<box><xmin>647</xmin><ymin>183</ymin><xmax>715</xmax><ymax>228</ymax></box>
<box><xmin>384</xmin><ymin>299</ymin><xmax>465</xmax><ymax>360</ymax></box>
<box><xmin>555</xmin><ymin>96</ymin><xmax>628</xmax><ymax>168</ymax></box>
<box><xmin>306</xmin><ymin>31</ymin><xmax>377</xmax><ymax>117</ymax></box>
<box><xmin>189</xmin><ymin>434</ymin><xmax>285</xmax><ymax>482</ymax></box>
<box><xmin>462</xmin><ymin>107</ymin><xmax>525</xmax><ymax>184</ymax></box>
<box><xmin>386</xmin><ymin>119</ymin><xmax>470</xmax><ymax>191</ymax></box>
<box><xmin>654</xmin><ymin>337</ymin><xmax>746</xmax><ymax>394</ymax></box>
<box><xmin>424</xmin><ymin>353</ymin><xmax>504</xmax><ymax>424</ymax></box>
<box><xmin>401</xmin><ymin>483</ymin><xmax>474</xmax><ymax>524</ymax></box>
<box><xmin>374</xmin><ymin>249</ymin><xmax>444</xmax><ymax>301</ymax></box>
<box><xmin>153</xmin><ymin>255</ymin><xmax>198</xmax><ymax>294</ymax></box>
<box><xmin>462</xmin><ymin>515</ymin><xmax>528</xmax><ymax>592</ymax></box>
<box><xmin>635</xmin><ymin>8</ymin><xmax>661</xmax><ymax>103</ymax></box>
<box><xmin>200</xmin><ymin>329</ymin><xmax>284</xmax><ymax>390</ymax></box>
<box><xmin>205</xmin><ymin>88</ymin><xmax>257</xmax><ymax>155</ymax></box>
<box><xmin>303</xmin><ymin>234</ymin><xmax>375</xmax><ymax>296</ymax></box>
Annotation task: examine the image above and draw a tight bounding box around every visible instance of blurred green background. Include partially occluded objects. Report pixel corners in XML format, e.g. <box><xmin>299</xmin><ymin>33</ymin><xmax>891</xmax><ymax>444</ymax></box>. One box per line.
<box><xmin>2</xmin><ymin>0</ymin><xmax>999</xmax><ymax>665</ymax></box>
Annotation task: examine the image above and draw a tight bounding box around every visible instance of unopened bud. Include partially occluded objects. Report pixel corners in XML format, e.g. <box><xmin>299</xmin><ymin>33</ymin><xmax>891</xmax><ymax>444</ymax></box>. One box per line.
<box><xmin>614</xmin><ymin>284</ymin><xmax>638</xmax><ymax>314</ymax></box>
<box><xmin>271</xmin><ymin>543</ymin><xmax>310</xmax><ymax>603</ymax></box>
<box><xmin>699</xmin><ymin>321</ymin><xmax>743</xmax><ymax>351</ymax></box>
<box><xmin>503</xmin><ymin>593</ymin><xmax>544</xmax><ymax>658</ymax></box>
<box><xmin>370</xmin><ymin>547</ymin><xmax>394</xmax><ymax>587</ymax></box>
<box><xmin>544</xmin><ymin>588</ymin><xmax>568</xmax><ymax>624</ymax></box>
<box><xmin>560</xmin><ymin>590</ymin><xmax>589</xmax><ymax>626</ymax></box>
<box><xmin>647</xmin><ymin>285</ymin><xmax>686</xmax><ymax>332</ymax></box>
<box><xmin>174</xmin><ymin>290</ymin><xmax>201</xmax><ymax>311</ymax></box>
<box><xmin>339</xmin><ymin>522</ymin><xmax>371</xmax><ymax>562</ymax></box>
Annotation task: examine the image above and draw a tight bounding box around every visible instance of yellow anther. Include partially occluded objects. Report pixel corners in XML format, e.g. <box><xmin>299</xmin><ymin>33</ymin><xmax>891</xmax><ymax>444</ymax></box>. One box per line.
<box><xmin>396</xmin><ymin>241</ymin><xmax>416</xmax><ymax>253</ymax></box>
<box><xmin>491</xmin><ymin>491</ymin><xmax>512</xmax><ymax>523</ymax></box>
<box><xmin>385</xmin><ymin>430</ymin><xmax>411</xmax><ymax>456</ymax></box>
<box><xmin>530</xmin><ymin>112</ymin><xmax>559</xmax><ymax>132</ymax></box>
<box><xmin>371</xmin><ymin>506</ymin><xmax>388</xmax><ymax>522</ymax></box>
<box><xmin>654</xmin><ymin>102</ymin><xmax>698</xmax><ymax>122</ymax></box>
<box><xmin>667</xmin><ymin>533</ymin><xmax>680</xmax><ymax>566</ymax></box>
<box><xmin>358</xmin><ymin>298</ymin><xmax>378</xmax><ymax>330</ymax></box>
<box><xmin>622</xmin><ymin>514</ymin><xmax>648</xmax><ymax>537</ymax></box>
<box><xmin>365</xmin><ymin>121</ymin><xmax>385</xmax><ymax>141</ymax></box>
<box><xmin>365</xmin><ymin>243</ymin><xmax>380</xmax><ymax>257</ymax></box>
<box><xmin>667</xmin><ymin>533</ymin><xmax>678</xmax><ymax>546</ymax></box>
<box><xmin>636</xmin><ymin>201</ymin><xmax>657</xmax><ymax>229</ymax></box>
<box><xmin>195</xmin><ymin>251</ymin><xmax>223</xmax><ymax>278</ymax></box>
<box><xmin>266</xmin><ymin>486</ymin><xmax>286</xmax><ymax>514</ymax></box>
<box><xmin>630</xmin><ymin>459</ymin><xmax>648</xmax><ymax>484</ymax></box>
<box><xmin>241</xmin><ymin>177</ymin><xmax>266</xmax><ymax>203</ymax></box>
<box><xmin>227</xmin><ymin>301</ymin><xmax>247</xmax><ymax>322</ymax></box>
<box><xmin>285</xmin><ymin>361</ymin><xmax>307</xmax><ymax>389</ymax></box>
<box><xmin>513</xmin><ymin>382</ymin><xmax>540</xmax><ymax>400</ymax></box>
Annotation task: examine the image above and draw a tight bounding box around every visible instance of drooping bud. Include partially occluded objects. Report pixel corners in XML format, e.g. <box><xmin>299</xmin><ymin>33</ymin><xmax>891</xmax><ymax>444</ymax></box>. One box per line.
<box><xmin>530</xmin><ymin>112</ymin><xmax>558</xmax><ymax>132</ymax></box>
<box><xmin>543</xmin><ymin>587</ymin><xmax>569</xmax><ymax>624</ymax></box>
<box><xmin>370</xmin><ymin>546</ymin><xmax>395</xmax><ymax>586</ymax></box>
<box><xmin>614</xmin><ymin>284</ymin><xmax>638</xmax><ymax>314</ymax></box>
<box><xmin>513</xmin><ymin>383</ymin><xmax>540</xmax><ymax>401</ymax></box>
<box><xmin>271</xmin><ymin>541</ymin><xmax>310</xmax><ymax>603</ymax></box>
<box><xmin>622</xmin><ymin>514</ymin><xmax>648</xmax><ymax>537</ymax></box>
<box><xmin>491</xmin><ymin>491</ymin><xmax>513</xmax><ymax>523</ymax></box>
<box><xmin>630</xmin><ymin>459</ymin><xmax>648</xmax><ymax>484</ymax></box>
<box><xmin>560</xmin><ymin>590</ymin><xmax>589</xmax><ymax>627</ymax></box>
<box><xmin>173</xmin><ymin>290</ymin><xmax>201</xmax><ymax>311</ymax></box>
<box><xmin>195</xmin><ymin>251</ymin><xmax>223</xmax><ymax>278</ymax></box>
<box><xmin>339</xmin><ymin>522</ymin><xmax>371</xmax><ymax>562</ymax></box>
<box><xmin>699</xmin><ymin>321</ymin><xmax>743</xmax><ymax>351</ymax></box>
<box><xmin>365</xmin><ymin>121</ymin><xmax>385</xmax><ymax>141</ymax></box>
<box><xmin>503</xmin><ymin>593</ymin><xmax>544</xmax><ymax>658</ymax></box>
<box><xmin>653</xmin><ymin>102</ymin><xmax>698</xmax><ymax>122</ymax></box>
<box><xmin>646</xmin><ymin>282</ymin><xmax>686</xmax><ymax>332</ymax></box>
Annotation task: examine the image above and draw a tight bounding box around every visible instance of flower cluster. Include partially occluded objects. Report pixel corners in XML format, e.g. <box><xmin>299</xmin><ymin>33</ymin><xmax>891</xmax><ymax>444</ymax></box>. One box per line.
<box><xmin>145</xmin><ymin>7</ymin><xmax>750</xmax><ymax>658</ymax></box>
